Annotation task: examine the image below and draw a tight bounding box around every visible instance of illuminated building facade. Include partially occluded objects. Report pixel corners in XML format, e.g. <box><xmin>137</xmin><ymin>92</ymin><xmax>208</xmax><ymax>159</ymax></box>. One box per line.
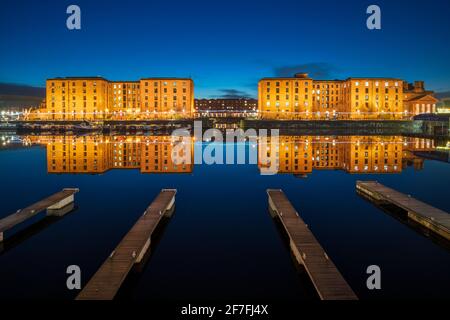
<box><xmin>312</xmin><ymin>80</ymin><xmax>343</xmax><ymax>120</ymax></box>
<box><xmin>45</xmin><ymin>77</ymin><xmax>109</xmax><ymax>120</ymax></box>
<box><xmin>30</xmin><ymin>77</ymin><xmax>194</xmax><ymax>120</ymax></box>
<box><xmin>140</xmin><ymin>79</ymin><xmax>194</xmax><ymax>118</ymax></box>
<box><xmin>258</xmin><ymin>73</ymin><xmax>436</xmax><ymax>120</ymax></box>
<box><xmin>258</xmin><ymin>73</ymin><xmax>313</xmax><ymax>119</ymax></box>
<box><xmin>341</xmin><ymin>78</ymin><xmax>404</xmax><ymax>120</ymax></box>
<box><xmin>109</xmin><ymin>81</ymin><xmax>141</xmax><ymax>119</ymax></box>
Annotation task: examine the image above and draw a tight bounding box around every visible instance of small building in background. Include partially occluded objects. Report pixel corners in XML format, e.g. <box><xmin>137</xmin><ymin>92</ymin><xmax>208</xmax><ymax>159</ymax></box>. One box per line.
<box><xmin>195</xmin><ymin>98</ymin><xmax>257</xmax><ymax>117</ymax></box>
<box><xmin>403</xmin><ymin>81</ymin><xmax>439</xmax><ymax>116</ymax></box>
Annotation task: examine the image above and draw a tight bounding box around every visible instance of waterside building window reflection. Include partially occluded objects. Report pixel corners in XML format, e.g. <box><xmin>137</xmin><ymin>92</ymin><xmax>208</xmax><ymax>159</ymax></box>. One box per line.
<box><xmin>258</xmin><ymin>136</ymin><xmax>435</xmax><ymax>175</ymax></box>
<box><xmin>23</xmin><ymin>135</ymin><xmax>436</xmax><ymax>176</ymax></box>
<box><xmin>25</xmin><ymin>135</ymin><xmax>194</xmax><ymax>174</ymax></box>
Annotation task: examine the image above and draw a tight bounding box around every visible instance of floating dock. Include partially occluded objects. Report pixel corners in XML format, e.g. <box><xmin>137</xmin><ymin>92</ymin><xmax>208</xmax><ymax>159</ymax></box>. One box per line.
<box><xmin>267</xmin><ymin>189</ymin><xmax>357</xmax><ymax>300</ymax></box>
<box><xmin>356</xmin><ymin>181</ymin><xmax>450</xmax><ymax>241</ymax></box>
<box><xmin>76</xmin><ymin>189</ymin><xmax>177</xmax><ymax>300</ymax></box>
<box><xmin>0</xmin><ymin>188</ymin><xmax>79</xmax><ymax>242</ymax></box>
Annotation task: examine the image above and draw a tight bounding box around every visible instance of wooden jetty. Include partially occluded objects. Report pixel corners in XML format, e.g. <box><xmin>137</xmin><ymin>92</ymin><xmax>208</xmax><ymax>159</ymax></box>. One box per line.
<box><xmin>267</xmin><ymin>189</ymin><xmax>357</xmax><ymax>300</ymax></box>
<box><xmin>356</xmin><ymin>181</ymin><xmax>450</xmax><ymax>241</ymax></box>
<box><xmin>76</xmin><ymin>189</ymin><xmax>177</xmax><ymax>300</ymax></box>
<box><xmin>0</xmin><ymin>188</ymin><xmax>79</xmax><ymax>242</ymax></box>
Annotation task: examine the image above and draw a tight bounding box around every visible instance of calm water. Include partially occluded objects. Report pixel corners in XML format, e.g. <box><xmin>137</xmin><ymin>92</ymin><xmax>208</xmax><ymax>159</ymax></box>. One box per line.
<box><xmin>0</xmin><ymin>134</ymin><xmax>449</xmax><ymax>300</ymax></box>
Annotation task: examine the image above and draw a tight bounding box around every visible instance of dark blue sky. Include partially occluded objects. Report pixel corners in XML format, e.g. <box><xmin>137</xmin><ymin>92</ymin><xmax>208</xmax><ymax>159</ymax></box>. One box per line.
<box><xmin>1</xmin><ymin>0</ymin><xmax>449</xmax><ymax>98</ymax></box>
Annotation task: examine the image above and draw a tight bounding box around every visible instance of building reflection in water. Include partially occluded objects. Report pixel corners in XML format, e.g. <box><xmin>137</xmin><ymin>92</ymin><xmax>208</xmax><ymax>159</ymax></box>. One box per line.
<box><xmin>23</xmin><ymin>135</ymin><xmax>435</xmax><ymax>176</ymax></box>
<box><xmin>258</xmin><ymin>136</ymin><xmax>435</xmax><ymax>176</ymax></box>
<box><xmin>24</xmin><ymin>135</ymin><xmax>194</xmax><ymax>174</ymax></box>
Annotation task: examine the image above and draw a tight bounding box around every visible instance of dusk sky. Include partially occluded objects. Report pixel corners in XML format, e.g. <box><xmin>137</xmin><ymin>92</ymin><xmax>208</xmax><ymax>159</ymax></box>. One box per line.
<box><xmin>1</xmin><ymin>0</ymin><xmax>450</xmax><ymax>98</ymax></box>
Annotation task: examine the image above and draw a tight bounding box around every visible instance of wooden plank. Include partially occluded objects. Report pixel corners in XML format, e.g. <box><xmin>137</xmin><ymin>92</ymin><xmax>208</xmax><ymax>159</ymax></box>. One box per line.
<box><xmin>76</xmin><ymin>189</ymin><xmax>176</xmax><ymax>300</ymax></box>
<box><xmin>356</xmin><ymin>181</ymin><xmax>450</xmax><ymax>240</ymax></box>
<box><xmin>0</xmin><ymin>188</ymin><xmax>79</xmax><ymax>236</ymax></box>
<box><xmin>267</xmin><ymin>189</ymin><xmax>358</xmax><ymax>300</ymax></box>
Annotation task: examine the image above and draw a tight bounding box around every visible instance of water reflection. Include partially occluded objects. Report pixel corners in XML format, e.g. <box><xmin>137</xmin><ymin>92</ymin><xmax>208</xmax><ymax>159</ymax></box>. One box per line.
<box><xmin>258</xmin><ymin>136</ymin><xmax>435</xmax><ymax>175</ymax></box>
<box><xmin>24</xmin><ymin>135</ymin><xmax>194</xmax><ymax>174</ymax></box>
<box><xmin>22</xmin><ymin>135</ymin><xmax>437</xmax><ymax>175</ymax></box>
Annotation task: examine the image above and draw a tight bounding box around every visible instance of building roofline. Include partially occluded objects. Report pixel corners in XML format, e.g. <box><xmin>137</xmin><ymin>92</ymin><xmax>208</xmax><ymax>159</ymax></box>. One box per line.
<box><xmin>109</xmin><ymin>80</ymin><xmax>140</xmax><ymax>83</ymax></box>
<box><xmin>259</xmin><ymin>76</ymin><xmax>403</xmax><ymax>81</ymax></box>
<box><xmin>345</xmin><ymin>77</ymin><xmax>403</xmax><ymax>81</ymax></box>
<box><xmin>140</xmin><ymin>77</ymin><xmax>193</xmax><ymax>80</ymax></box>
<box><xmin>47</xmin><ymin>76</ymin><xmax>109</xmax><ymax>81</ymax></box>
<box><xmin>405</xmin><ymin>94</ymin><xmax>439</xmax><ymax>102</ymax></box>
<box><xmin>259</xmin><ymin>77</ymin><xmax>312</xmax><ymax>81</ymax></box>
<box><xmin>47</xmin><ymin>76</ymin><xmax>193</xmax><ymax>82</ymax></box>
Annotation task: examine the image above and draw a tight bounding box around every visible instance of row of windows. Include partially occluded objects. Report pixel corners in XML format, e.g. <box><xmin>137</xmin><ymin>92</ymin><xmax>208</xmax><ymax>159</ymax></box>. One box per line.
<box><xmin>51</xmin><ymin>95</ymin><xmax>99</xmax><ymax>101</ymax></box>
<box><xmin>51</xmin><ymin>89</ymin><xmax>97</xmax><ymax>94</ymax></box>
<box><xmin>312</xmin><ymin>90</ymin><xmax>340</xmax><ymax>95</ymax></box>
<box><xmin>354</xmin><ymin>102</ymin><xmax>399</xmax><ymax>107</ymax></box>
<box><xmin>51</xmin><ymin>102</ymin><xmax>98</xmax><ymax>108</ymax></box>
<box><xmin>353</xmin><ymin>81</ymin><xmax>400</xmax><ymax>87</ymax></box>
<box><xmin>144</xmin><ymin>102</ymin><xmax>188</xmax><ymax>108</ymax></box>
<box><xmin>265</xmin><ymin>101</ymin><xmax>309</xmax><ymax>107</ymax></box>
<box><xmin>355</xmin><ymin>95</ymin><xmax>399</xmax><ymax>101</ymax></box>
<box><xmin>354</xmin><ymin>159</ymin><xmax>398</xmax><ymax>165</ymax></box>
<box><xmin>314</xmin><ymin>84</ymin><xmax>341</xmax><ymax>89</ymax></box>
<box><xmin>143</xmin><ymin>81</ymin><xmax>188</xmax><ymax>87</ymax></box>
<box><xmin>51</xmin><ymin>81</ymin><xmax>189</xmax><ymax>88</ymax></box>
<box><xmin>143</xmin><ymin>88</ymin><xmax>187</xmax><ymax>94</ymax></box>
<box><xmin>266</xmin><ymin>95</ymin><xmax>309</xmax><ymax>100</ymax></box>
<box><xmin>112</xmin><ymin>84</ymin><xmax>140</xmax><ymax>89</ymax></box>
<box><xmin>266</xmin><ymin>81</ymin><xmax>310</xmax><ymax>87</ymax></box>
<box><xmin>266</xmin><ymin>88</ymin><xmax>308</xmax><ymax>93</ymax></box>
<box><xmin>355</xmin><ymin>88</ymin><xmax>399</xmax><ymax>93</ymax></box>
<box><xmin>51</xmin><ymin>81</ymin><xmax>102</xmax><ymax>87</ymax></box>
<box><xmin>144</xmin><ymin>95</ymin><xmax>187</xmax><ymax>101</ymax></box>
